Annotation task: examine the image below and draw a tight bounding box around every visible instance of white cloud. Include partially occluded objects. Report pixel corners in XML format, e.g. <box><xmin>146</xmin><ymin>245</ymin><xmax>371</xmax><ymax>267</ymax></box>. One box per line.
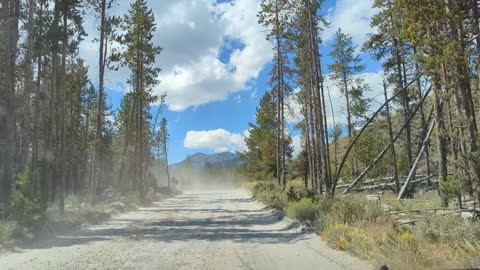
<box><xmin>286</xmin><ymin>71</ymin><xmax>385</xmax><ymax>129</ymax></box>
<box><xmin>80</xmin><ymin>0</ymin><xmax>272</xmax><ymax>111</ymax></box>
<box><xmin>324</xmin><ymin>71</ymin><xmax>385</xmax><ymax>126</ymax></box>
<box><xmin>322</xmin><ymin>0</ymin><xmax>378</xmax><ymax>45</ymax></box>
<box><xmin>159</xmin><ymin>0</ymin><xmax>272</xmax><ymax>111</ymax></box>
<box><xmin>184</xmin><ymin>129</ymin><xmax>246</xmax><ymax>153</ymax></box>
<box><xmin>292</xmin><ymin>135</ymin><xmax>302</xmax><ymax>157</ymax></box>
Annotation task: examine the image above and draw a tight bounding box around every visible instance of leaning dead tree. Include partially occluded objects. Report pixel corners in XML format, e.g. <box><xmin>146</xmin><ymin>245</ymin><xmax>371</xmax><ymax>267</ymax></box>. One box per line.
<box><xmin>341</xmin><ymin>86</ymin><xmax>432</xmax><ymax>195</ymax></box>
<box><xmin>332</xmin><ymin>73</ymin><xmax>423</xmax><ymax>195</ymax></box>
<box><xmin>398</xmin><ymin>119</ymin><xmax>436</xmax><ymax>199</ymax></box>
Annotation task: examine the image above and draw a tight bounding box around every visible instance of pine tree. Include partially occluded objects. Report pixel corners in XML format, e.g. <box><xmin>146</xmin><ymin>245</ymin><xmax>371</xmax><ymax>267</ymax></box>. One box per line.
<box><xmin>121</xmin><ymin>0</ymin><xmax>161</xmax><ymax>196</ymax></box>
<box><xmin>258</xmin><ymin>0</ymin><xmax>294</xmax><ymax>187</ymax></box>
<box><xmin>329</xmin><ymin>28</ymin><xmax>368</xmax><ymax>179</ymax></box>
<box><xmin>291</xmin><ymin>0</ymin><xmax>331</xmax><ymax>195</ymax></box>
<box><xmin>90</xmin><ymin>0</ymin><xmax>121</xmax><ymax>199</ymax></box>
<box><xmin>396</xmin><ymin>0</ymin><xmax>480</xmax><ymax>206</ymax></box>
<box><xmin>364</xmin><ymin>0</ymin><xmax>416</xmax><ymax>176</ymax></box>
<box><xmin>241</xmin><ymin>92</ymin><xmax>278</xmax><ymax>180</ymax></box>
<box><xmin>0</xmin><ymin>0</ymin><xmax>19</xmax><ymax>208</ymax></box>
<box><xmin>329</xmin><ymin>28</ymin><xmax>366</xmax><ymax>137</ymax></box>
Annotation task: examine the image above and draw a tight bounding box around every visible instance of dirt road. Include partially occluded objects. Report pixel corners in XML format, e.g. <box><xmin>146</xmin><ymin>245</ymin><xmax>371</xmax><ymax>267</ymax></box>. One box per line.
<box><xmin>0</xmin><ymin>189</ymin><xmax>370</xmax><ymax>270</ymax></box>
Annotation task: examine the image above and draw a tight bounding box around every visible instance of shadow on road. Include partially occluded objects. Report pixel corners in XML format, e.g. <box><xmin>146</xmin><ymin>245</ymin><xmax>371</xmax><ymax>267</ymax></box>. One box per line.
<box><xmin>13</xmin><ymin>191</ymin><xmax>306</xmax><ymax>251</ymax></box>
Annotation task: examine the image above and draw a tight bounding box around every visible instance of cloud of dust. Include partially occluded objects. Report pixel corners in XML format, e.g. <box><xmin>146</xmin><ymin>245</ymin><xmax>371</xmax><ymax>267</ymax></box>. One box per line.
<box><xmin>169</xmin><ymin>166</ymin><xmax>247</xmax><ymax>191</ymax></box>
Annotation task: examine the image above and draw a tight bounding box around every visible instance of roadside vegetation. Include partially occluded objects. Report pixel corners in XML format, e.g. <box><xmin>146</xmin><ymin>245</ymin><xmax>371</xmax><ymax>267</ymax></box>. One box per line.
<box><xmin>239</xmin><ymin>1</ymin><xmax>480</xmax><ymax>269</ymax></box>
<box><xmin>0</xmin><ymin>0</ymin><xmax>176</xmax><ymax>249</ymax></box>
<box><xmin>0</xmin><ymin>188</ymin><xmax>178</xmax><ymax>249</ymax></box>
<box><xmin>245</xmin><ymin>180</ymin><xmax>480</xmax><ymax>270</ymax></box>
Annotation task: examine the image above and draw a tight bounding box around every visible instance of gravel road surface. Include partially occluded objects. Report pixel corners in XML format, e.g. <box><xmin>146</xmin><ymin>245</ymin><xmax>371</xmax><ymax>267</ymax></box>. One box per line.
<box><xmin>0</xmin><ymin>189</ymin><xmax>371</xmax><ymax>270</ymax></box>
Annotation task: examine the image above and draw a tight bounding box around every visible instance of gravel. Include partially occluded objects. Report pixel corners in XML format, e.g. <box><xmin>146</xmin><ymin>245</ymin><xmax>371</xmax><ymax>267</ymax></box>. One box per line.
<box><xmin>0</xmin><ymin>189</ymin><xmax>370</xmax><ymax>270</ymax></box>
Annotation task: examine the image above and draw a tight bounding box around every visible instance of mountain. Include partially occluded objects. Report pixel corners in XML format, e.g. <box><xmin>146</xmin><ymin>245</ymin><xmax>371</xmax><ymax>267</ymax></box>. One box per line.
<box><xmin>169</xmin><ymin>152</ymin><xmax>242</xmax><ymax>171</ymax></box>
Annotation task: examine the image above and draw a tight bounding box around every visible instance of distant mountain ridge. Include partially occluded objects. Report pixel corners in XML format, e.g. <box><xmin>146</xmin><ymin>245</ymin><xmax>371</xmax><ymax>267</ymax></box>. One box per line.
<box><xmin>170</xmin><ymin>152</ymin><xmax>241</xmax><ymax>171</ymax></box>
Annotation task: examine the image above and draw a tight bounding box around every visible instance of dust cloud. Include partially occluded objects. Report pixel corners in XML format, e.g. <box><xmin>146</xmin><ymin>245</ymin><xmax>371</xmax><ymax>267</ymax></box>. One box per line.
<box><xmin>169</xmin><ymin>166</ymin><xmax>247</xmax><ymax>191</ymax></box>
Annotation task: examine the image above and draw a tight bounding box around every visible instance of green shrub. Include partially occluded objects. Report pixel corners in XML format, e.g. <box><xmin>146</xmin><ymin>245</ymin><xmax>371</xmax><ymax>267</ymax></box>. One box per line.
<box><xmin>250</xmin><ymin>181</ymin><xmax>288</xmax><ymax>210</ymax></box>
<box><xmin>253</xmin><ymin>181</ymin><xmax>276</xmax><ymax>194</ymax></box>
<box><xmin>11</xmin><ymin>167</ymin><xmax>46</xmax><ymax>231</ymax></box>
<box><xmin>255</xmin><ymin>188</ymin><xmax>287</xmax><ymax>210</ymax></box>
<box><xmin>286</xmin><ymin>198</ymin><xmax>318</xmax><ymax>222</ymax></box>
<box><xmin>285</xmin><ymin>180</ymin><xmax>312</xmax><ymax>202</ymax></box>
<box><xmin>439</xmin><ymin>177</ymin><xmax>465</xmax><ymax>200</ymax></box>
<box><xmin>0</xmin><ymin>220</ymin><xmax>16</xmax><ymax>245</ymax></box>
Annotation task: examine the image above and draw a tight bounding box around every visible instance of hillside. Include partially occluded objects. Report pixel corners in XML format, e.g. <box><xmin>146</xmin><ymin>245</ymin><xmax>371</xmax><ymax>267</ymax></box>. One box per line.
<box><xmin>169</xmin><ymin>152</ymin><xmax>242</xmax><ymax>171</ymax></box>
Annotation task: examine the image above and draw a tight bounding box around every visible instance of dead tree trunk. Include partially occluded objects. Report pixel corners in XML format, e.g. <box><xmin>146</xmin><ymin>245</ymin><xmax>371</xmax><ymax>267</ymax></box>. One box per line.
<box><xmin>398</xmin><ymin>119</ymin><xmax>436</xmax><ymax>199</ymax></box>
<box><xmin>341</xmin><ymin>86</ymin><xmax>431</xmax><ymax>195</ymax></box>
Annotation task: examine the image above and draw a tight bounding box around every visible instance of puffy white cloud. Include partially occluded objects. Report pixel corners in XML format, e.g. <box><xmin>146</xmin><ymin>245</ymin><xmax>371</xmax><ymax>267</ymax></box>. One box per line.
<box><xmin>184</xmin><ymin>129</ymin><xmax>246</xmax><ymax>153</ymax></box>
<box><xmin>80</xmin><ymin>0</ymin><xmax>272</xmax><ymax>111</ymax></box>
<box><xmin>322</xmin><ymin>0</ymin><xmax>378</xmax><ymax>45</ymax></box>
<box><xmin>159</xmin><ymin>0</ymin><xmax>272</xmax><ymax>111</ymax></box>
<box><xmin>286</xmin><ymin>71</ymin><xmax>385</xmax><ymax>128</ymax></box>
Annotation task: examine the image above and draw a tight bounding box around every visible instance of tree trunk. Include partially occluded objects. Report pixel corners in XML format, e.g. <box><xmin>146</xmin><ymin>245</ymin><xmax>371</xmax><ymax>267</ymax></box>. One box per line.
<box><xmin>58</xmin><ymin>9</ymin><xmax>68</xmax><ymax>214</ymax></box>
<box><xmin>398</xmin><ymin>120</ymin><xmax>436</xmax><ymax>199</ymax></box>
<box><xmin>93</xmin><ymin>0</ymin><xmax>107</xmax><ymax>199</ymax></box>
<box><xmin>0</xmin><ymin>0</ymin><xmax>19</xmax><ymax>208</ymax></box>
<box><xmin>274</xmin><ymin>0</ymin><xmax>283</xmax><ymax>187</ymax></box>
<box><xmin>433</xmin><ymin>77</ymin><xmax>449</xmax><ymax>207</ymax></box>
<box><xmin>342</xmin><ymin>86</ymin><xmax>431</xmax><ymax>194</ymax></box>
<box><xmin>334</xmin><ymin>73</ymin><xmax>422</xmax><ymax>190</ymax></box>
<box><xmin>383</xmin><ymin>81</ymin><xmax>400</xmax><ymax>193</ymax></box>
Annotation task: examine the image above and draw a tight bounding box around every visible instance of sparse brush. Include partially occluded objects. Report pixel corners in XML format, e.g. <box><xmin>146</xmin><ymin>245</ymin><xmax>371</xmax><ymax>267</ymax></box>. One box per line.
<box><xmin>322</xmin><ymin>223</ymin><xmax>367</xmax><ymax>254</ymax></box>
<box><xmin>413</xmin><ymin>213</ymin><xmax>480</xmax><ymax>243</ymax></box>
<box><xmin>247</xmin><ymin>179</ymin><xmax>479</xmax><ymax>269</ymax></box>
<box><xmin>374</xmin><ymin>228</ymin><xmax>432</xmax><ymax>270</ymax></box>
<box><xmin>460</xmin><ymin>240</ymin><xmax>480</xmax><ymax>268</ymax></box>
<box><xmin>286</xmin><ymin>198</ymin><xmax>317</xmax><ymax>222</ymax></box>
<box><xmin>314</xmin><ymin>195</ymin><xmax>385</xmax><ymax>231</ymax></box>
<box><xmin>255</xmin><ymin>189</ymin><xmax>288</xmax><ymax>210</ymax></box>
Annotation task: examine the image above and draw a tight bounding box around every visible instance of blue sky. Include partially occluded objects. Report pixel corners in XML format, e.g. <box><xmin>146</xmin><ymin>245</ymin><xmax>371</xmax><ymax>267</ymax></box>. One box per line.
<box><xmin>80</xmin><ymin>0</ymin><xmax>384</xmax><ymax>164</ymax></box>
